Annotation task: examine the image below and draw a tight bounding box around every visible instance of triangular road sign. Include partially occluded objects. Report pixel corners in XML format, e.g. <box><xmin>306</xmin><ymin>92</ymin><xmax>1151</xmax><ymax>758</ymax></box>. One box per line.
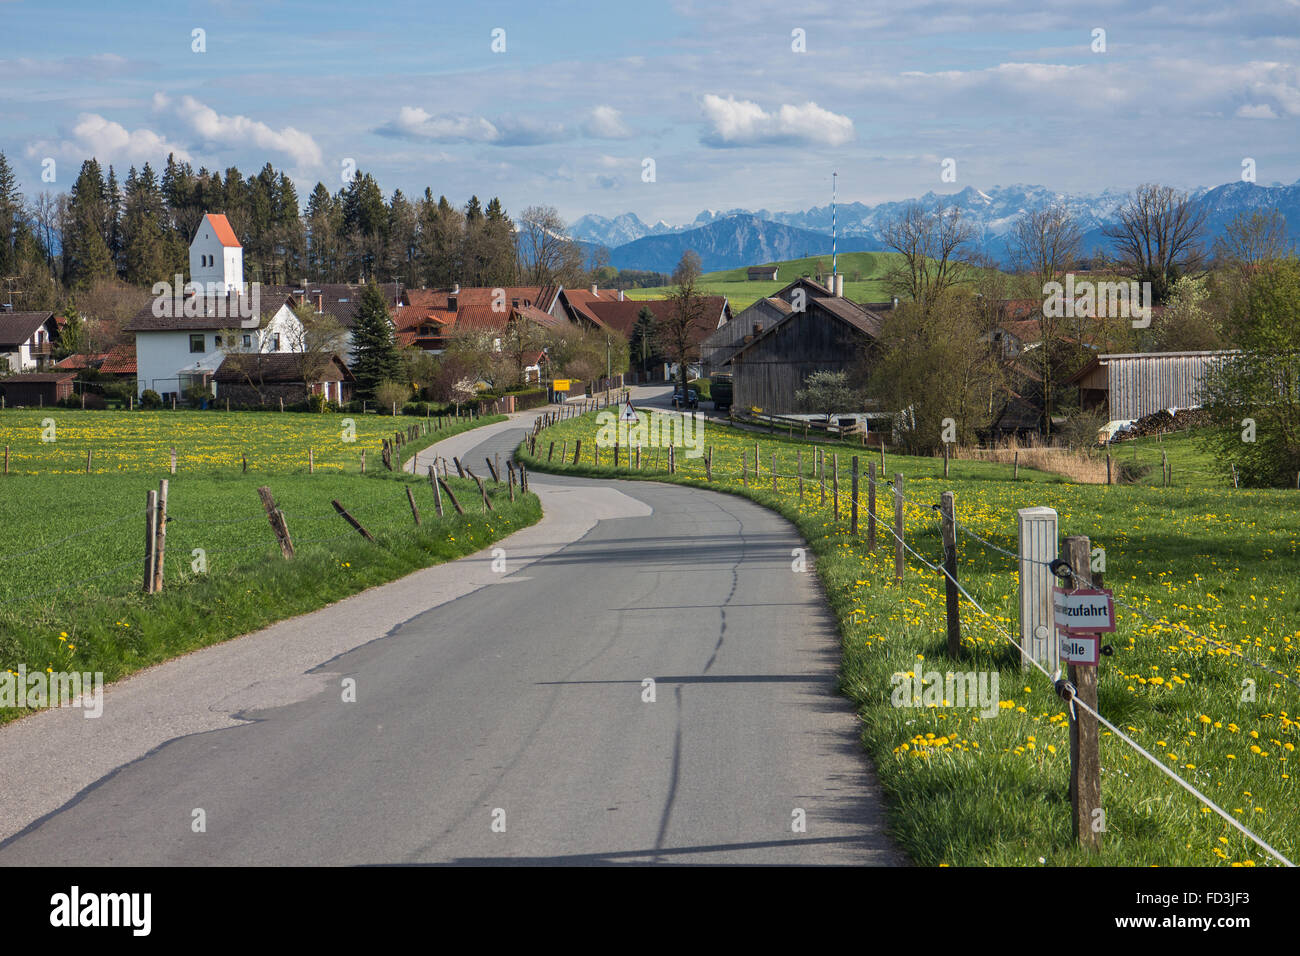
<box><xmin>620</xmin><ymin>398</ymin><xmax>639</xmax><ymax>423</ymax></box>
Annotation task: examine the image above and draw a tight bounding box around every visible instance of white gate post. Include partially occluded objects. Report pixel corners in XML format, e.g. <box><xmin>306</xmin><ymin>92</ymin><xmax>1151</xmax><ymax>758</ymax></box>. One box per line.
<box><xmin>1017</xmin><ymin>507</ymin><xmax>1059</xmax><ymax>670</ymax></box>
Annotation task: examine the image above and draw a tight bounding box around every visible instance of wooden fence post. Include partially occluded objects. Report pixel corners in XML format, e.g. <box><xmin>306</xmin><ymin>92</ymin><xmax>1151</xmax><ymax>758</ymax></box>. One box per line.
<box><xmin>3</xmin><ymin>446</ymin><xmax>7</xmax><ymax>475</ymax></box>
<box><xmin>1065</xmin><ymin>534</ymin><xmax>1102</xmax><ymax>852</ymax></box>
<box><xmin>573</xmin><ymin>440</ymin><xmax>582</xmax><ymax>466</ymax></box>
<box><xmin>742</xmin><ymin>455</ymin><xmax>748</xmax><ymax>488</ymax></box>
<box><xmin>797</xmin><ymin>449</ymin><xmax>804</xmax><ymax>499</ymax></box>
<box><xmin>406</xmin><ymin>485</ymin><xmax>422</xmax><ymax>526</ymax></box>
<box><xmin>486</xmin><ymin>457</ymin><xmax>500</xmax><ymax>482</ymax></box>
<box><xmin>668</xmin><ymin>444</ymin><xmax>675</xmax><ymax>474</ymax></box>
<box><xmin>851</xmin><ymin>457</ymin><xmax>859</xmax><ymax>534</ymax></box>
<box><xmin>143</xmin><ymin>489</ymin><xmax>157</xmax><ymax>593</ymax></box>
<box><xmin>893</xmin><ymin>473</ymin><xmax>905</xmax><ymax>585</ymax></box>
<box><xmin>428</xmin><ymin>466</ymin><xmax>444</xmax><ymax>517</ymax></box>
<box><xmin>86</xmin><ymin>449</ymin><xmax>93</xmax><ymax>474</ymax></box>
<box><xmin>170</xmin><ymin>447</ymin><xmax>177</xmax><ymax>475</ymax></box>
<box><xmin>152</xmin><ymin>478</ymin><xmax>169</xmax><ymax>593</ymax></box>
<box><xmin>1014</xmin><ymin>451</ymin><xmax>1019</xmax><ymax>480</ymax></box>
<box><xmin>754</xmin><ymin>442</ymin><xmax>760</xmax><ymax>481</ymax></box>
<box><xmin>940</xmin><ymin>491</ymin><xmax>960</xmax><ymax>657</ymax></box>
<box><xmin>332</xmin><ymin>500</ymin><xmax>375</xmax><ymax>541</ymax></box>
<box><xmin>309</xmin><ymin>448</ymin><xmax>314</xmax><ymax>474</ymax></box>
<box><xmin>867</xmin><ymin>461</ymin><xmax>877</xmax><ymax>551</ymax></box>
<box><xmin>257</xmin><ymin>486</ymin><xmax>295</xmax><ymax>558</ymax></box>
<box><xmin>772</xmin><ymin>452</ymin><xmax>777</xmax><ymax>493</ymax></box>
<box><xmin>705</xmin><ymin>446</ymin><xmax>712</xmax><ymax>481</ymax></box>
<box><xmin>453</xmin><ymin>456</ymin><xmax>465</xmax><ymax>478</ymax></box>
<box><xmin>832</xmin><ymin>453</ymin><xmax>839</xmax><ymax>520</ymax></box>
<box><xmin>437</xmin><ymin>476</ymin><xmax>464</xmax><ymax>515</ymax></box>
<box><xmin>1106</xmin><ymin>452</ymin><xmax>1112</xmax><ymax>485</ymax></box>
<box><xmin>467</xmin><ymin>468</ymin><xmax>493</xmax><ymax>512</ymax></box>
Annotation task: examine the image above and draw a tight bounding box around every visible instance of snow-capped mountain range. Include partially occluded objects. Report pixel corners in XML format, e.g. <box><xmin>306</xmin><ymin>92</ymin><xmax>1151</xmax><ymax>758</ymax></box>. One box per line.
<box><xmin>569</xmin><ymin>180</ymin><xmax>1300</xmax><ymax>273</ymax></box>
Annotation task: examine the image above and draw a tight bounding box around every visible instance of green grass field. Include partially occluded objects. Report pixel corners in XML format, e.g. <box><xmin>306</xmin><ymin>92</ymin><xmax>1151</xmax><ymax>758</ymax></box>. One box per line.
<box><xmin>0</xmin><ymin>407</ymin><xmax>490</xmax><ymax>475</ymax></box>
<box><xmin>520</xmin><ymin>413</ymin><xmax>1300</xmax><ymax>867</ymax></box>
<box><xmin>0</xmin><ymin>410</ymin><xmax>535</xmax><ymax>722</ymax></box>
<box><xmin>624</xmin><ymin>251</ymin><xmax>900</xmax><ymax>311</ymax></box>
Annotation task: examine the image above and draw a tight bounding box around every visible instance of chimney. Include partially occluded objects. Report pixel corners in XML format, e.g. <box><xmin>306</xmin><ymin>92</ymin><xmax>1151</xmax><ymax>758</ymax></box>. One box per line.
<box><xmin>591</xmin><ymin>283</ymin><xmax>598</xmax><ymax>296</ymax></box>
<box><xmin>618</xmin><ymin>289</ymin><xmax>624</xmax><ymax>302</ymax></box>
<box><xmin>892</xmin><ymin>296</ymin><xmax>899</xmax><ymax>309</ymax></box>
<box><xmin>316</xmin><ymin>294</ymin><xmax>323</xmax><ymax>313</ymax></box>
<box><xmin>452</xmin><ymin>282</ymin><xmax>460</xmax><ymax>294</ymax></box>
<box><xmin>835</xmin><ymin>274</ymin><xmax>844</xmax><ymax>297</ymax></box>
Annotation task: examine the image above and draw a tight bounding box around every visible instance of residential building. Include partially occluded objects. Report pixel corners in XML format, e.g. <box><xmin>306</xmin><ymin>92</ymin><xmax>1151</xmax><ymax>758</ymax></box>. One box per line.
<box><xmin>0</xmin><ymin>311</ymin><xmax>59</xmax><ymax>373</ymax></box>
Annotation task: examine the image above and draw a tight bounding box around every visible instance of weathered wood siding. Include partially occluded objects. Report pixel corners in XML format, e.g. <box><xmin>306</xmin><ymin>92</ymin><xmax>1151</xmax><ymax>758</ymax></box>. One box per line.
<box><xmin>1105</xmin><ymin>352</ymin><xmax>1226</xmax><ymax>420</ymax></box>
<box><xmin>731</xmin><ymin>308</ymin><xmax>870</xmax><ymax>413</ymax></box>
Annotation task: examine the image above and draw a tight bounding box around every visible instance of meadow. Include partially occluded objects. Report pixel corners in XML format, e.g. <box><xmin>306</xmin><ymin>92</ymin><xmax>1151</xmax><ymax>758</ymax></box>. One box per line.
<box><xmin>623</xmin><ymin>251</ymin><xmax>899</xmax><ymax>311</ymax></box>
<box><xmin>519</xmin><ymin>412</ymin><xmax>1300</xmax><ymax>867</ymax></box>
<box><xmin>0</xmin><ymin>409</ymin><xmax>534</xmax><ymax>721</ymax></box>
<box><xmin>0</xmin><ymin>407</ymin><xmax>488</xmax><ymax>475</ymax></box>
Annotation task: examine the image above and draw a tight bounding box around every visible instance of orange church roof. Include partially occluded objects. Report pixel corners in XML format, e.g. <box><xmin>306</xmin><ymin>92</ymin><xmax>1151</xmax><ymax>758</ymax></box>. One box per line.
<box><xmin>204</xmin><ymin>213</ymin><xmax>241</xmax><ymax>248</ymax></box>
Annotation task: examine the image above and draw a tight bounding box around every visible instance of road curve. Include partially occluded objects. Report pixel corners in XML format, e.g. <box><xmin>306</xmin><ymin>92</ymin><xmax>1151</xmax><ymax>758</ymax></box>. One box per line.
<box><xmin>0</xmin><ymin>403</ymin><xmax>902</xmax><ymax>865</ymax></box>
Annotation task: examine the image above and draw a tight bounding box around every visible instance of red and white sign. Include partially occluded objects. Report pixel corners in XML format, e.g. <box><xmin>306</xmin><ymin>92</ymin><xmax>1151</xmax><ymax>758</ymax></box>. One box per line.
<box><xmin>1059</xmin><ymin>634</ymin><xmax>1100</xmax><ymax>665</ymax></box>
<box><xmin>1052</xmin><ymin>586</ymin><xmax>1115</xmax><ymax>635</ymax></box>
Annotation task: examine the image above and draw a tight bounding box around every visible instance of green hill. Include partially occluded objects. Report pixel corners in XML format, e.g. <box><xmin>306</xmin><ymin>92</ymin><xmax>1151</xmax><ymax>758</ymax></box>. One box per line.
<box><xmin>624</xmin><ymin>251</ymin><xmax>901</xmax><ymax>311</ymax></box>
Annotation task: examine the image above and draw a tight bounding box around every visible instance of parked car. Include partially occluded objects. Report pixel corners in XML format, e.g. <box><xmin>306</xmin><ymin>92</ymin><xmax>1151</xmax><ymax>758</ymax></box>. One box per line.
<box><xmin>672</xmin><ymin>387</ymin><xmax>699</xmax><ymax>409</ymax></box>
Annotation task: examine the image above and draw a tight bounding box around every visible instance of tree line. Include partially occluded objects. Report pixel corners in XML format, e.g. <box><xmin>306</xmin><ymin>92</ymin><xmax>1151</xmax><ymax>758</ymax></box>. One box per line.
<box><xmin>0</xmin><ymin>151</ymin><xmax>607</xmax><ymax>313</ymax></box>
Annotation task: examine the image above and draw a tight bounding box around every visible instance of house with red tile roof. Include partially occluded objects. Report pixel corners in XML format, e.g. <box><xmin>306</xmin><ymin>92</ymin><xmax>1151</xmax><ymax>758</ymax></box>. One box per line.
<box><xmin>397</xmin><ymin>284</ymin><xmax>562</xmax><ymax>352</ymax></box>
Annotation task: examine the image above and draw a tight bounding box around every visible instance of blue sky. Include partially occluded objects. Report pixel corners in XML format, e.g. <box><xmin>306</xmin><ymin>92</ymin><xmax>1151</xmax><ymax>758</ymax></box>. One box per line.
<box><xmin>3</xmin><ymin>0</ymin><xmax>1298</xmax><ymax>225</ymax></box>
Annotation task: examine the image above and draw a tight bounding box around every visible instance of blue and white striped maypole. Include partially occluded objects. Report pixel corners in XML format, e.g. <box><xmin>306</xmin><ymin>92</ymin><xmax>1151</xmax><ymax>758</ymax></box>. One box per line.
<box><xmin>832</xmin><ymin>171</ymin><xmax>837</xmax><ymax>280</ymax></box>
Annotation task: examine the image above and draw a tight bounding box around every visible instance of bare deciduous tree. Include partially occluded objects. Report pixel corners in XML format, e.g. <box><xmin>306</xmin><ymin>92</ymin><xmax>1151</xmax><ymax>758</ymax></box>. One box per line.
<box><xmin>656</xmin><ymin>251</ymin><xmax>706</xmax><ymax>398</ymax></box>
<box><xmin>880</xmin><ymin>200</ymin><xmax>977</xmax><ymax>314</ymax></box>
<box><xmin>517</xmin><ymin>205</ymin><xmax>588</xmax><ymax>286</ymax></box>
<box><xmin>1102</xmin><ymin>183</ymin><xmax>1207</xmax><ymax>304</ymax></box>
<box><xmin>1213</xmin><ymin>208</ymin><xmax>1291</xmax><ymax>277</ymax></box>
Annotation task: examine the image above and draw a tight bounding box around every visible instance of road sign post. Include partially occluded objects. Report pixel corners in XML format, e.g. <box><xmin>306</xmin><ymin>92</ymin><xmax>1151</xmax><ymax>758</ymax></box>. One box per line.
<box><xmin>1063</xmin><ymin>534</ymin><xmax>1103</xmax><ymax>851</ymax></box>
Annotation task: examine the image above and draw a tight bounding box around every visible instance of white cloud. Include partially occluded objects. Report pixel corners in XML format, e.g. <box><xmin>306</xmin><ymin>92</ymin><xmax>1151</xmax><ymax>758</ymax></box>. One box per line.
<box><xmin>376</xmin><ymin>107</ymin><xmax>565</xmax><ymax>146</ymax></box>
<box><xmin>1236</xmin><ymin>103</ymin><xmax>1279</xmax><ymax>118</ymax></box>
<box><xmin>26</xmin><ymin>113</ymin><xmax>192</xmax><ymax>168</ymax></box>
<box><xmin>583</xmin><ymin>105</ymin><xmax>631</xmax><ymax>138</ymax></box>
<box><xmin>154</xmin><ymin>93</ymin><xmax>323</xmax><ymax>167</ymax></box>
<box><xmin>377</xmin><ymin>106</ymin><xmax>499</xmax><ymax>142</ymax></box>
<box><xmin>700</xmin><ymin>95</ymin><xmax>854</xmax><ymax>147</ymax></box>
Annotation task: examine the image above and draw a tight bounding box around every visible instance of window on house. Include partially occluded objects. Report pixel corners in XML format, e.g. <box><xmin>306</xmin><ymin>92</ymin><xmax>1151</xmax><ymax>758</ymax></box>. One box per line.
<box><xmin>242</xmin><ymin>334</ymin><xmax>252</xmax><ymax>348</ymax></box>
<box><xmin>270</xmin><ymin>333</ymin><xmax>281</xmax><ymax>350</ymax></box>
<box><xmin>189</xmin><ymin>334</ymin><xmax>205</xmax><ymax>353</ymax></box>
<box><xmin>214</xmin><ymin>335</ymin><xmax>222</xmax><ymax>346</ymax></box>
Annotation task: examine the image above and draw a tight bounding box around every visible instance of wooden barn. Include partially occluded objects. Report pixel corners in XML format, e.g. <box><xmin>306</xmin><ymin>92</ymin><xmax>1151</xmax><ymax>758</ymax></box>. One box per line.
<box><xmin>723</xmin><ymin>278</ymin><xmax>883</xmax><ymax>414</ymax></box>
<box><xmin>746</xmin><ymin>265</ymin><xmax>778</xmax><ymax>281</ymax></box>
<box><xmin>699</xmin><ymin>296</ymin><xmax>791</xmax><ymax>378</ymax></box>
<box><xmin>0</xmin><ymin>371</ymin><xmax>76</xmax><ymax>406</ymax></box>
<box><xmin>1067</xmin><ymin>351</ymin><xmax>1232</xmax><ymax>420</ymax></box>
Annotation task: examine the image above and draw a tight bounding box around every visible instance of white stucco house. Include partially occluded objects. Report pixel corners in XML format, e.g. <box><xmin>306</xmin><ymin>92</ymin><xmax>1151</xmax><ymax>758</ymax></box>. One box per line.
<box><xmin>0</xmin><ymin>311</ymin><xmax>59</xmax><ymax>374</ymax></box>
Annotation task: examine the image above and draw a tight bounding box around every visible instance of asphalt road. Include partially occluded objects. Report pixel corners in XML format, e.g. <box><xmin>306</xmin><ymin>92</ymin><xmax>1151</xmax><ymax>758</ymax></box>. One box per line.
<box><xmin>0</xmin><ymin>402</ymin><xmax>900</xmax><ymax>865</ymax></box>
